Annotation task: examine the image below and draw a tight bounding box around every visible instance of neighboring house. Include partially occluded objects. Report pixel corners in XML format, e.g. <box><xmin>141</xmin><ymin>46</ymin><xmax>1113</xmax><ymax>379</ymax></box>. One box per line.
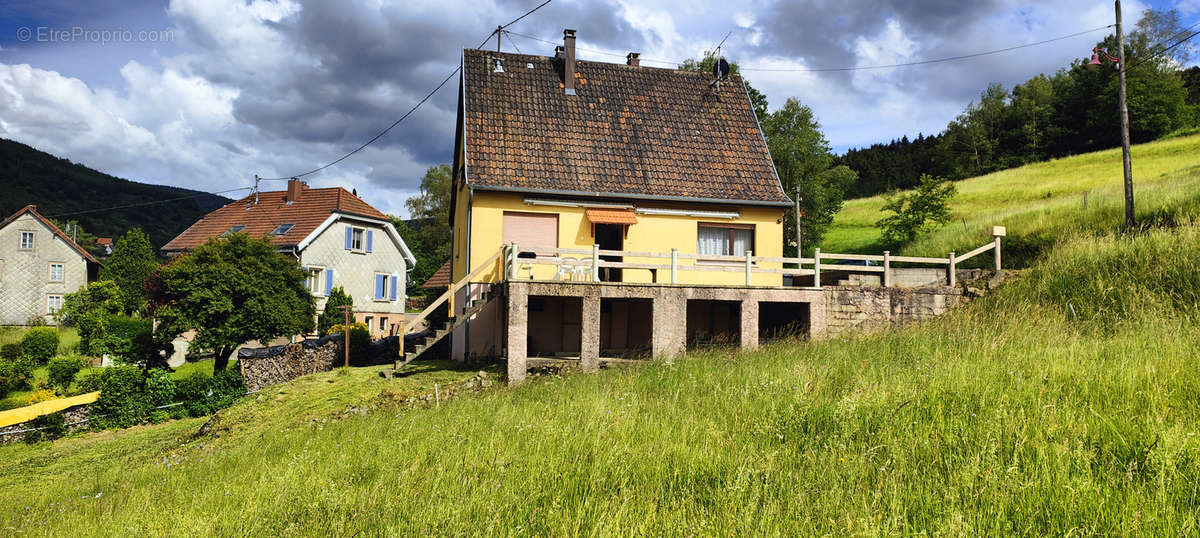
<box><xmin>162</xmin><ymin>179</ymin><xmax>417</xmax><ymax>339</ymax></box>
<box><xmin>0</xmin><ymin>205</ymin><xmax>101</xmax><ymax>325</ymax></box>
<box><xmin>445</xmin><ymin>30</ymin><xmax>791</xmax><ymax>359</ymax></box>
<box><xmin>95</xmin><ymin>237</ymin><xmax>113</xmax><ymax>256</ymax></box>
<box><xmin>421</xmin><ymin>259</ymin><xmax>451</xmax><ymax>293</ymax></box>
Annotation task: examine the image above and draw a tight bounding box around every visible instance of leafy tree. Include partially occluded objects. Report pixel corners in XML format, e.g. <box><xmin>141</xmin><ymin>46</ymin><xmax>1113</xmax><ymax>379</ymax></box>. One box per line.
<box><xmin>318</xmin><ymin>286</ymin><xmax>354</xmax><ymax>337</ymax></box>
<box><xmin>760</xmin><ymin>97</ymin><xmax>857</xmax><ymax>255</ymax></box>
<box><xmin>98</xmin><ymin>228</ymin><xmax>158</xmax><ymax>315</ymax></box>
<box><xmin>146</xmin><ymin>233</ymin><xmax>316</xmax><ymax>372</ymax></box>
<box><xmin>57</xmin><ymin>280</ymin><xmax>122</xmax><ymax>356</ymax></box>
<box><xmin>399</xmin><ymin>165</ymin><xmax>453</xmax><ymax>297</ymax></box>
<box><xmin>875</xmin><ymin>174</ymin><xmax>958</xmax><ymax>246</ymax></box>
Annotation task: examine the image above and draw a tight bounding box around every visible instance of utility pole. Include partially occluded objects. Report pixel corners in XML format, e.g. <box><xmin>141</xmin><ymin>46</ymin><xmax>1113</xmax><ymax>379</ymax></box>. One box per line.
<box><xmin>340</xmin><ymin>305</ymin><xmax>352</xmax><ymax>368</ymax></box>
<box><xmin>1115</xmin><ymin>0</ymin><xmax>1134</xmax><ymax>228</ymax></box>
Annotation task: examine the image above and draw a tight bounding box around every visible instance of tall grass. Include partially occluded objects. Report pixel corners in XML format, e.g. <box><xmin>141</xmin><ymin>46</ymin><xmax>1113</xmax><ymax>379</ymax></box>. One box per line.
<box><xmin>0</xmin><ymin>225</ymin><xmax>1198</xmax><ymax>535</ymax></box>
<box><xmin>826</xmin><ymin>133</ymin><xmax>1200</xmax><ymax>266</ymax></box>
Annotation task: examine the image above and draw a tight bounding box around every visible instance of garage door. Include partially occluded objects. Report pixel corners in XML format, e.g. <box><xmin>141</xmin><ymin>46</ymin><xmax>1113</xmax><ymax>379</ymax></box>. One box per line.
<box><xmin>502</xmin><ymin>212</ymin><xmax>558</xmax><ymax>253</ymax></box>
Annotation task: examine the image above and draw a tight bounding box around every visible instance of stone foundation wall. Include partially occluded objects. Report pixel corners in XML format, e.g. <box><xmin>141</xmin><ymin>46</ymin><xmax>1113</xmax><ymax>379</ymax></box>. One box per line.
<box><xmin>824</xmin><ymin>286</ymin><xmax>963</xmax><ymax>336</ymax></box>
<box><xmin>238</xmin><ymin>336</ymin><xmax>340</xmax><ymax>392</ymax></box>
<box><xmin>0</xmin><ymin>403</ymin><xmax>93</xmax><ymax>445</ymax></box>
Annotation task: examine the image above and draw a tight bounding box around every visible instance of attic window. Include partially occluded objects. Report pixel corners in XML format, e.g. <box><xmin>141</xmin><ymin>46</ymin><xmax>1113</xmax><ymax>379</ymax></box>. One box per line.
<box><xmin>223</xmin><ymin>225</ymin><xmax>246</xmax><ymax>237</ymax></box>
<box><xmin>271</xmin><ymin>223</ymin><xmax>296</xmax><ymax>236</ymax></box>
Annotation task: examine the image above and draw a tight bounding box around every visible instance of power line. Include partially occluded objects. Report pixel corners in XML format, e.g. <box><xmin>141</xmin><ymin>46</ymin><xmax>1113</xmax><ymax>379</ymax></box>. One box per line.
<box><xmin>259</xmin><ymin>0</ymin><xmax>555</xmax><ymax>181</ymax></box>
<box><xmin>739</xmin><ymin>25</ymin><xmax>1114</xmax><ymax>72</ymax></box>
<box><xmin>45</xmin><ymin>186</ymin><xmax>253</xmax><ymax>219</ymax></box>
<box><xmin>1128</xmin><ymin>21</ymin><xmax>1200</xmax><ymax>71</ymax></box>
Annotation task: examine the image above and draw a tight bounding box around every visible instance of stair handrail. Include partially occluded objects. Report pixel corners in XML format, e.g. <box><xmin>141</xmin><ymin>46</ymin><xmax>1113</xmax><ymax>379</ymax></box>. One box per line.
<box><xmin>405</xmin><ymin>247</ymin><xmax>506</xmax><ymax>335</ymax></box>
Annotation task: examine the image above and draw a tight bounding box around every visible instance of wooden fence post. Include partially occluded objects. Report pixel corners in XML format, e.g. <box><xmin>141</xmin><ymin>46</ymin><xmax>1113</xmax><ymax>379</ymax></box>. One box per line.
<box><xmin>948</xmin><ymin>251</ymin><xmax>957</xmax><ymax>288</ymax></box>
<box><xmin>883</xmin><ymin>250</ymin><xmax>891</xmax><ymax>288</ymax></box>
<box><xmin>990</xmin><ymin>225</ymin><xmax>1006</xmax><ymax>275</ymax></box>
<box><xmin>744</xmin><ymin>250</ymin><xmax>753</xmax><ymax>285</ymax></box>
<box><xmin>813</xmin><ymin>248</ymin><xmax>821</xmax><ymax>288</ymax></box>
<box><xmin>670</xmin><ymin>248</ymin><xmax>678</xmax><ymax>284</ymax></box>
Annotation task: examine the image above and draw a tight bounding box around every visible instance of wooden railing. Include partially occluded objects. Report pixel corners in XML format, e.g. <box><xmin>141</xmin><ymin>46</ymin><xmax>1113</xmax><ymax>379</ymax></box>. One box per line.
<box><xmin>404</xmin><ymin>248</ymin><xmax>505</xmax><ymax>335</ymax></box>
<box><xmin>502</xmin><ymin>226</ymin><xmax>1007</xmax><ymax>288</ymax></box>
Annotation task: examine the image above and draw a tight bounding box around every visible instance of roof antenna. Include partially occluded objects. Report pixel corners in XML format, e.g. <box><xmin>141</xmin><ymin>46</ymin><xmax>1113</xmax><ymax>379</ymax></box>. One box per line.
<box><xmin>708</xmin><ymin>30</ymin><xmax>732</xmax><ymax>98</ymax></box>
<box><xmin>253</xmin><ymin>174</ymin><xmax>261</xmax><ymax>207</ymax></box>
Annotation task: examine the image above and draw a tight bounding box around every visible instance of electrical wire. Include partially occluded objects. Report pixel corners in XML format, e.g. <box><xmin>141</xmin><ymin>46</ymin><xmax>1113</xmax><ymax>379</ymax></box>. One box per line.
<box><xmin>259</xmin><ymin>0</ymin><xmax>555</xmax><ymax>181</ymax></box>
<box><xmin>740</xmin><ymin>25</ymin><xmax>1114</xmax><ymax>72</ymax></box>
<box><xmin>44</xmin><ymin>186</ymin><xmax>254</xmax><ymax>218</ymax></box>
<box><xmin>1128</xmin><ymin>22</ymin><xmax>1200</xmax><ymax>71</ymax></box>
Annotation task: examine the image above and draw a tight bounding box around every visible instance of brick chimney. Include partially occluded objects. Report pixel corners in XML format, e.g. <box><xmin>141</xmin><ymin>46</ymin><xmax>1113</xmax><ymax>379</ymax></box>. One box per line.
<box><xmin>286</xmin><ymin>178</ymin><xmax>303</xmax><ymax>204</ymax></box>
<box><xmin>626</xmin><ymin>52</ymin><xmax>640</xmax><ymax>67</ymax></box>
<box><xmin>563</xmin><ymin>29</ymin><xmax>576</xmax><ymax>95</ymax></box>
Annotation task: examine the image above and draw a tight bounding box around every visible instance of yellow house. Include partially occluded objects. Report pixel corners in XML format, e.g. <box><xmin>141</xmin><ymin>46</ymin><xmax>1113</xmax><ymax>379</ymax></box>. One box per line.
<box><xmin>440</xmin><ymin>30</ymin><xmax>793</xmax><ymax>361</ymax></box>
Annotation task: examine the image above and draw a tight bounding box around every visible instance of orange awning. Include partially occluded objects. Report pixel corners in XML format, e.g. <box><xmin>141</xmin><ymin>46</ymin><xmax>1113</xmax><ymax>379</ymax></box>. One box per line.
<box><xmin>585</xmin><ymin>208</ymin><xmax>638</xmax><ymax>225</ymax></box>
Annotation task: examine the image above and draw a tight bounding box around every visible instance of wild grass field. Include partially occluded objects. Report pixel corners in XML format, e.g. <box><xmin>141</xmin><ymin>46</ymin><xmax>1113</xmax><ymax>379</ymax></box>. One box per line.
<box><xmin>1</xmin><ymin>220</ymin><xmax>1197</xmax><ymax>535</ymax></box>
<box><xmin>825</xmin><ymin>133</ymin><xmax>1200</xmax><ymax>265</ymax></box>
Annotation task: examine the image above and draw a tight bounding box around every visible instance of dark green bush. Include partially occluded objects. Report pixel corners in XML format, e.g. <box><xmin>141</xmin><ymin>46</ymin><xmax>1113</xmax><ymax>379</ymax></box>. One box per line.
<box><xmin>175</xmin><ymin>369</ymin><xmax>245</xmax><ymax>417</ymax></box>
<box><xmin>144</xmin><ymin>369</ymin><xmax>176</xmax><ymax>407</ymax></box>
<box><xmin>92</xmin><ymin>366</ymin><xmax>152</xmax><ymax>429</ymax></box>
<box><xmin>47</xmin><ymin>355</ymin><xmax>86</xmax><ymax>394</ymax></box>
<box><xmin>103</xmin><ymin>316</ymin><xmax>155</xmax><ymax>365</ymax></box>
<box><xmin>20</xmin><ymin>327</ymin><xmax>59</xmax><ymax>363</ymax></box>
<box><xmin>0</xmin><ymin>343</ymin><xmax>20</xmax><ymax>360</ymax></box>
<box><xmin>0</xmin><ymin>357</ymin><xmax>35</xmax><ymax>398</ymax></box>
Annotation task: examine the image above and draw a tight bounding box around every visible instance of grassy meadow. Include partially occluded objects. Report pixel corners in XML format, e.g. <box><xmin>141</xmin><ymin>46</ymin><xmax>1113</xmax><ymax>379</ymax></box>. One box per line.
<box><xmin>825</xmin><ymin>133</ymin><xmax>1200</xmax><ymax>265</ymax></box>
<box><xmin>1</xmin><ymin>221</ymin><xmax>1198</xmax><ymax>534</ymax></box>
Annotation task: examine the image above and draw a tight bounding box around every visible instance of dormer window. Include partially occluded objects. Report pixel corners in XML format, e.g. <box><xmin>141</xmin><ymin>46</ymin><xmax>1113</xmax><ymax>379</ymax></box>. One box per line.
<box><xmin>222</xmin><ymin>225</ymin><xmax>246</xmax><ymax>237</ymax></box>
<box><xmin>271</xmin><ymin>223</ymin><xmax>295</xmax><ymax>236</ymax></box>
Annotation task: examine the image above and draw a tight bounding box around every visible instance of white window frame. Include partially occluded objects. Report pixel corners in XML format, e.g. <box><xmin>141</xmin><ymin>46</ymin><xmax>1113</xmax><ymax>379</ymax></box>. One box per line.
<box><xmin>350</xmin><ymin>227</ymin><xmax>366</xmax><ymax>252</ymax></box>
<box><xmin>306</xmin><ymin>266</ymin><xmax>324</xmax><ymax>295</ymax></box>
<box><xmin>46</xmin><ymin>294</ymin><xmax>63</xmax><ymax>314</ymax></box>
<box><xmin>379</xmin><ymin>316</ymin><xmax>388</xmax><ymax>334</ymax></box>
<box><xmin>19</xmin><ymin>231</ymin><xmax>34</xmax><ymax>250</ymax></box>
<box><xmin>48</xmin><ymin>262</ymin><xmax>64</xmax><ymax>283</ymax></box>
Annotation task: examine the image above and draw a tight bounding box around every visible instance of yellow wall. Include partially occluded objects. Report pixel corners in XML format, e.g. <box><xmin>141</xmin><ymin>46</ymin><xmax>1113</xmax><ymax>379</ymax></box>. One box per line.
<box><xmin>457</xmin><ymin>191</ymin><xmax>785</xmax><ymax>286</ymax></box>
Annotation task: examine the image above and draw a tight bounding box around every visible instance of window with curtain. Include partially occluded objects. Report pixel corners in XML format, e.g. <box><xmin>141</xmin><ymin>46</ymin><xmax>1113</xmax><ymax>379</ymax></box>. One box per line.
<box><xmin>697</xmin><ymin>224</ymin><xmax>755</xmax><ymax>257</ymax></box>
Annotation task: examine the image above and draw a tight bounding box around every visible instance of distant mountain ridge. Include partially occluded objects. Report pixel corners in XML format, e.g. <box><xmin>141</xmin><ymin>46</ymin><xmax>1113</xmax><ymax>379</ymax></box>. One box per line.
<box><xmin>0</xmin><ymin>138</ymin><xmax>233</xmax><ymax>249</ymax></box>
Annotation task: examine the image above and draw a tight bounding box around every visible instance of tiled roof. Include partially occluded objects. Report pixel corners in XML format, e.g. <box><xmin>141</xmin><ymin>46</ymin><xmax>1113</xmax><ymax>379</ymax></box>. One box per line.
<box><xmin>461</xmin><ymin>49</ymin><xmax>790</xmax><ymax>206</ymax></box>
<box><xmin>162</xmin><ymin>185</ymin><xmax>389</xmax><ymax>252</ymax></box>
<box><xmin>584</xmin><ymin>208</ymin><xmax>638</xmax><ymax>225</ymax></box>
<box><xmin>422</xmin><ymin>259</ymin><xmax>452</xmax><ymax>289</ymax></box>
<box><xmin>0</xmin><ymin>205</ymin><xmax>100</xmax><ymax>264</ymax></box>
<box><xmin>95</xmin><ymin>237</ymin><xmax>113</xmax><ymax>246</ymax></box>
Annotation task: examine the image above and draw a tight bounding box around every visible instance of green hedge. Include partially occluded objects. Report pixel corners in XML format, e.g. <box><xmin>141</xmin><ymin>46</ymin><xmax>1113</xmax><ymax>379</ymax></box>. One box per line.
<box><xmin>20</xmin><ymin>327</ymin><xmax>59</xmax><ymax>363</ymax></box>
<box><xmin>92</xmin><ymin>366</ymin><xmax>246</xmax><ymax>430</ymax></box>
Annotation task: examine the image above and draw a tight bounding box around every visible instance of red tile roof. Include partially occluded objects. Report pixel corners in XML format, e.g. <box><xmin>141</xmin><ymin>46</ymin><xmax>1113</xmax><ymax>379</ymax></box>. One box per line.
<box><xmin>421</xmin><ymin>259</ymin><xmax>452</xmax><ymax>289</ymax></box>
<box><xmin>0</xmin><ymin>205</ymin><xmax>100</xmax><ymax>264</ymax></box>
<box><xmin>162</xmin><ymin>185</ymin><xmax>389</xmax><ymax>252</ymax></box>
<box><xmin>95</xmin><ymin>237</ymin><xmax>113</xmax><ymax>246</ymax></box>
<box><xmin>461</xmin><ymin>49</ymin><xmax>790</xmax><ymax>206</ymax></box>
<box><xmin>584</xmin><ymin>208</ymin><xmax>638</xmax><ymax>225</ymax></box>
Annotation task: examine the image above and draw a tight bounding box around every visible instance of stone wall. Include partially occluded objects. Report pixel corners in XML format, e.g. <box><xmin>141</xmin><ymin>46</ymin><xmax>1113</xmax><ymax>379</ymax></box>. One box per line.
<box><xmin>238</xmin><ymin>336</ymin><xmax>340</xmax><ymax>392</ymax></box>
<box><xmin>823</xmin><ymin>285</ymin><xmax>963</xmax><ymax>336</ymax></box>
<box><xmin>0</xmin><ymin>403</ymin><xmax>93</xmax><ymax>445</ymax></box>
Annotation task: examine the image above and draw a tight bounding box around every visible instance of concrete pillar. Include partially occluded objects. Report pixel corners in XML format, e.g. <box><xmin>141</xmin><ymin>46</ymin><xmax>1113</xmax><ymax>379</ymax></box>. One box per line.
<box><xmin>651</xmin><ymin>289</ymin><xmax>686</xmax><ymax>358</ymax></box>
<box><xmin>581</xmin><ymin>293</ymin><xmax>600</xmax><ymax>373</ymax></box>
<box><xmin>809</xmin><ymin>291</ymin><xmax>828</xmax><ymax>340</ymax></box>
<box><xmin>505</xmin><ymin>282</ymin><xmax>528</xmax><ymax>384</ymax></box>
<box><xmin>740</xmin><ymin>299</ymin><xmax>759</xmax><ymax>350</ymax></box>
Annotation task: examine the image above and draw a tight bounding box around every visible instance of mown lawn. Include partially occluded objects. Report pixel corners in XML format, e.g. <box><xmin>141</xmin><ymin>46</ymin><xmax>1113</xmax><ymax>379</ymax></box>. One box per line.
<box><xmin>0</xmin><ymin>223</ymin><xmax>1197</xmax><ymax>535</ymax></box>
<box><xmin>825</xmin><ymin>133</ymin><xmax>1200</xmax><ymax>266</ymax></box>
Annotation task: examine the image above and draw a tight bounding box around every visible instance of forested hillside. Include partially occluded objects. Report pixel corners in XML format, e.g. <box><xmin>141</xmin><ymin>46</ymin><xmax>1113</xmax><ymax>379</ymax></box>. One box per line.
<box><xmin>838</xmin><ymin>9</ymin><xmax>1200</xmax><ymax>198</ymax></box>
<box><xmin>0</xmin><ymin>139</ymin><xmax>231</xmax><ymax>249</ymax></box>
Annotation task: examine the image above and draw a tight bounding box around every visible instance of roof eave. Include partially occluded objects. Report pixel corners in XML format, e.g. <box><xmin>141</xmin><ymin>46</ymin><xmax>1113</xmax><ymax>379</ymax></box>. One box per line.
<box><xmin>467</xmin><ymin>184</ymin><xmax>793</xmax><ymax>208</ymax></box>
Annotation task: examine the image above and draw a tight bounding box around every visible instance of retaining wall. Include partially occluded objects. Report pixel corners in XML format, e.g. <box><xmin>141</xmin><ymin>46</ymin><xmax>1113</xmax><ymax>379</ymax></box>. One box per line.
<box><xmin>823</xmin><ymin>285</ymin><xmax>964</xmax><ymax>336</ymax></box>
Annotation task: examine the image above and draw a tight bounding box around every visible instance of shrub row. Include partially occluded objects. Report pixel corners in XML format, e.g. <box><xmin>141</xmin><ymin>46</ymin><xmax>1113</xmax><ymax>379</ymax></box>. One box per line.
<box><xmin>88</xmin><ymin>366</ymin><xmax>246</xmax><ymax>429</ymax></box>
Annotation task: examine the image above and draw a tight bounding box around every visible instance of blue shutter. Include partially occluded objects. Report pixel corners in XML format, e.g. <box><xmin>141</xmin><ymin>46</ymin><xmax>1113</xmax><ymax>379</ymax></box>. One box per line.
<box><xmin>344</xmin><ymin>226</ymin><xmax>352</xmax><ymax>250</ymax></box>
<box><xmin>366</xmin><ymin>230</ymin><xmax>373</xmax><ymax>253</ymax></box>
<box><xmin>324</xmin><ymin>269</ymin><xmax>334</xmax><ymax>296</ymax></box>
<box><xmin>389</xmin><ymin>275</ymin><xmax>398</xmax><ymax>301</ymax></box>
<box><xmin>375</xmin><ymin>274</ymin><xmax>385</xmax><ymax>300</ymax></box>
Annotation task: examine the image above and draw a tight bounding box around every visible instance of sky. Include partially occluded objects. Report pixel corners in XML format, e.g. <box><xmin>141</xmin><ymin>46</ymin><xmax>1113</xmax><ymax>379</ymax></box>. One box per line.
<box><xmin>0</xmin><ymin>0</ymin><xmax>1193</xmax><ymax>217</ymax></box>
